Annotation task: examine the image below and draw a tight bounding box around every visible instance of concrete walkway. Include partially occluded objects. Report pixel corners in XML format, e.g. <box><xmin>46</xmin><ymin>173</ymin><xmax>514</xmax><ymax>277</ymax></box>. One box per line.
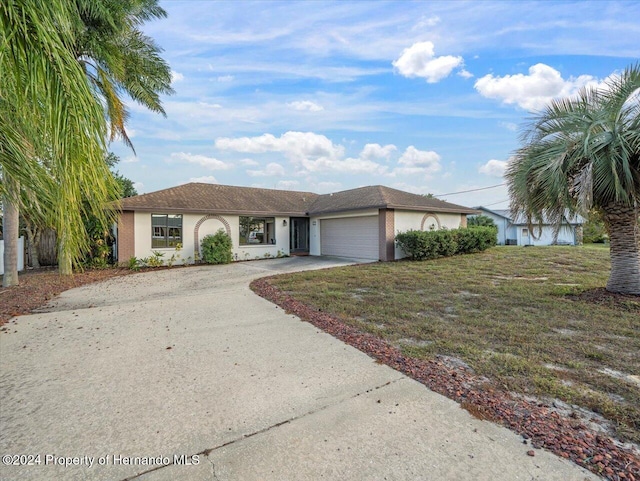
<box><xmin>0</xmin><ymin>258</ymin><xmax>597</xmax><ymax>481</ymax></box>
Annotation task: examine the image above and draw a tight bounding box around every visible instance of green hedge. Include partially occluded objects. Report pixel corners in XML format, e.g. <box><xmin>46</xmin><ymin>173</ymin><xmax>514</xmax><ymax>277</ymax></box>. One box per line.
<box><xmin>201</xmin><ymin>229</ymin><xmax>233</xmax><ymax>264</ymax></box>
<box><xmin>395</xmin><ymin>226</ymin><xmax>497</xmax><ymax>261</ymax></box>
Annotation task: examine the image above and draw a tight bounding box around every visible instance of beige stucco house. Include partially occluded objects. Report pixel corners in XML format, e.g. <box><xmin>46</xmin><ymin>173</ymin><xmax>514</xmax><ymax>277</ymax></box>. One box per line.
<box><xmin>115</xmin><ymin>183</ymin><xmax>477</xmax><ymax>263</ymax></box>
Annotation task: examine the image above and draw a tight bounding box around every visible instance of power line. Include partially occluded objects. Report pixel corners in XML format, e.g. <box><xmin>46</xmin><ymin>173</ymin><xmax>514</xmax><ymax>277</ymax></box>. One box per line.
<box><xmin>436</xmin><ymin>183</ymin><xmax>506</xmax><ymax>196</ymax></box>
<box><xmin>483</xmin><ymin>199</ymin><xmax>510</xmax><ymax>207</ymax></box>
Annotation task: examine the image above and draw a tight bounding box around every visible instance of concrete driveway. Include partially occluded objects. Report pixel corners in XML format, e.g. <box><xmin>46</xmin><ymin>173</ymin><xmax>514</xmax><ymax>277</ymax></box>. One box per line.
<box><xmin>0</xmin><ymin>257</ymin><xmax>596</xmax><ymax>481</ymax></box>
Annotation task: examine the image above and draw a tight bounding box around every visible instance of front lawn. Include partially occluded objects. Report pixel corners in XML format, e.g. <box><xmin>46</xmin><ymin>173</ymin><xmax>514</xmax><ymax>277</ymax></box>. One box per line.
<box><xmin>262</xmin><ymin>246</ymin><xmax>639</xmax><ymax>445</ymax></box>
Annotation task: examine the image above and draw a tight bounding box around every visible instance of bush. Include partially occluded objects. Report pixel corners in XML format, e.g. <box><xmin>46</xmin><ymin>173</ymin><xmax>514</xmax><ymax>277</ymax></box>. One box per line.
<box><xmin>201</xmin><ymin>229</ymin><xmax>233</xmax><ymax>264</ymax></box>
<box><xmin>396</xmin><ymin>226</ymin><xmax>497</xmax><ymax>261</ymax></box>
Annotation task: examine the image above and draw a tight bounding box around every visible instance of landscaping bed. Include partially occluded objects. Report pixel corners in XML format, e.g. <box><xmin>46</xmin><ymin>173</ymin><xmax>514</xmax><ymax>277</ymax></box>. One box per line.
<box><xmin>0</xmin><ymin>267</ymin><xmax>134</xmax><ymax>326</ymax></box>
<box><xmin>252</xmin><ymin>246</ymin><xmax>639</xmax><ymax>480</ymax></box>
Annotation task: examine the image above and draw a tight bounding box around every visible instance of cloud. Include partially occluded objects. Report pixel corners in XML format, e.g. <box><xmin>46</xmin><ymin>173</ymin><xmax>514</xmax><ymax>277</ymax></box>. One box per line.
<box><xmin>474</xmin><ymin>63</ymin><xmax>608</xmax><ymax>111</ymax></box>
<box><xmin>300</xmin><ymin>156</ymin><xmax>387</xmax><ymax>175</ymax></box>
<box><xmin>276</xmin><ymin>180</ymin><xmax>300</xmax><ymax>190</ymax></box>
<box><xmin>479</xmin><ymin>159</ymin><xmax>509</xmax><ymax>177</ymax></box>
<box><xmin>171</xmin><ymin>70</ymin><xmax>184</xmax><ymax>83</ymax></box>
<box><xmin>360</xmin><ymin>143</ymin><xmax>397</xmax><ymax>161</ymax></box>
<box><xmin>392</xmin><ymin>41</ymin><xmax>464</xmax><ymax>83</ymax></box>
<box><xmin>314</xmin><ymin>181</ymin><xmax>343</xmax><ymax>193</ymax></box>
<box><xmin>238</xmin><ymin>158</ymin><xmax>259</xmax><ymax>166</ymax></box>
<box><xmin>170</xmin><ymin>152</ymin><xmax>233</xmax><ymax>170</ymax></box>
<box><xmin>133</xmin><ymin>182</ymin><xmax>144</xmax><ymax>193</ymax></box>
<box><xmin>458</xmin><ymin>69</ymin><xmax>474</xmax><ymax>79</ymax></box>
<box><xmin>397</xmin><ymin>146</ymin><xmax>441</xmax><ymax>172</ymax></box>
<box><xmin>189</xmin><ymin>175</ymin><xmax>218</xmax><ymax>184</ymax></box>
<box><xmin>247</xmin><ymin>162</ymin><xmax>286</xmax><ymax>177</ymax></box>
<box><xmin>122</xmin><ymin>156</ymin><xmax>139</xmax><ymax>163</ymax></box>
<box><xmin>215</xmin><ymin>131</ymin><xmax>345</xmax><ymax>160</ymax></box>
<box><xmin>499</xmin><ymin>121</ymin><xmax>518</xmax><ymax>132</ymax></box>
<box><xmin>287</xmin><ymin>100</ymin><xmax>324</xmax><ymax>112</ymax></box>
<box><xmin>216</xmin><ymin>75</ymin><xmax>234</xmax><ymax>82</ymax></box>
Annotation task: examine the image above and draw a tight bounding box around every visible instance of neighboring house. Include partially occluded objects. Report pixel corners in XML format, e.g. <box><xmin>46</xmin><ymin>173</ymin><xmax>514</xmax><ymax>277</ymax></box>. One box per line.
<box><xmin>115</xmin><ymin>183</ymin><xmax>477</xmax><ymax>264</ymax></box>
<box><xmin>475</xmin><ymin>207</ymin><xmax>584</xmax><ymax>246</ymax></box>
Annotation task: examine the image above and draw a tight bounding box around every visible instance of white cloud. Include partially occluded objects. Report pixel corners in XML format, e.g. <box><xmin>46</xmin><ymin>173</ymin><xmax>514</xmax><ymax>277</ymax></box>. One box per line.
<box><xmin>300</xmin><ymin>156</ymin><xmax>387</xmax><ymax>175</ymax></box>
<box><xmin>458</xmin><ymin>69</ymin><xmax>474</xmax><ymax>79</ymax></box>
<box><xmin>397</xmin><ymin>146</ymin><xmax>441</xmax><ymax>172</ymax></box>
<box><xmin>215</xmin><ymin>131</ymin><xmax>345</xmax><ymax>160</ymax></box>
<box><xmin>499</xmin><ymin>121</ymin><xmax>518</xmax><ymax>132</ymax></box>
<box><xmin>216</xmin><ymin>75</ymin><xmax>234</xmax><ymax>82</ymax></box>
<box><xmin>287</xmin><ymin>100</ymin><xmax>324</xmax><ymax>112</ymax></box>
<box><xmin>171</xmin><ymin>70</ymin><xmax>184</xmax><ymax>83</ymax></box>
<box><xmin>479</xmin><ymin>159</ymin><xmax>509</xmax><ymax>177</ymax></box>
<box><xmin>474</xmin><ymin>63</ymin><xmax>608</xmax><ymax>111</ymax></box>
<box><xmin>170</xmin><ymin>152</ymin><xmax>233</xmax><ymax>170</ymax></box>
<box><xmin>412</xmin><ymin>15</ymin><xmax>441</xmax><ymax>30</ymax></box>
<box><xmin>360</xmin><ymin>143</ymin><xmax>397</xmax><ymax>161</ymax></box>
<box><xmin>122</xmin><ymin>156</ymin><xmax>139</xmax><ymax>163</ymax></box>
<box><xmin>133</xmin><ymin>182</ymin><xmax>144</xmax><ymax>193</ymax></box>
<box><xmin>392</xmin><ymin>41</ymin><xmax>464</xmax><ymax>83</ymax></box>
<box><xmin>247</xmin><ymin>162</ymin><xmax>286</xmax><ymax>177</ymax></box>
<box><xmin>189</xmin><ymin>175</ymin><xmax>218</xmax><ymax>184</ymax></box>
<box><xmin>276</xmin><ymin>180</ymin><xmax>300</xmax><ymax>190</ymax></box>
<box><xmin>238</xmin><ymin>158</ymin><xmax>259</xmax><ymax>166</ymax></box>
<box><xmin>314</xmin><ymin>181</ymin><xmax>343</xmax><ymax>193</ymax></box>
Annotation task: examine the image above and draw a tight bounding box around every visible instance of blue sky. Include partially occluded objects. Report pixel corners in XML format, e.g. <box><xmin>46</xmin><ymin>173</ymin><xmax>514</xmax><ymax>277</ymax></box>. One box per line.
<box><xmin>110</xmin><ymin>0</ymin><xmax>640</xmax><ymax>208</ymax></box>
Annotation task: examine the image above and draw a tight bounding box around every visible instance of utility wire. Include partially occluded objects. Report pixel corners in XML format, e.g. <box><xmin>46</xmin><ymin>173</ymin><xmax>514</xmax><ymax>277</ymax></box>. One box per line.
<box><xmin>435</xmin><ymin>183</ymin><xmax>505</xmax><ymax>196</ymax></box>
<box><xmin>483</xmin><ymin>198</ymin><xmax>510</xmax><ymax>207</ymax></box>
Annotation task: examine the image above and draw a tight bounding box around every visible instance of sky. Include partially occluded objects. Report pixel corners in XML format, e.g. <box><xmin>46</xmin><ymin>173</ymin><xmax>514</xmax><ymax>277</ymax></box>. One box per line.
<box><xmin>110</xmin><ymin>0</ymin><xmax>640</xmax><ymax>209</ymax></box>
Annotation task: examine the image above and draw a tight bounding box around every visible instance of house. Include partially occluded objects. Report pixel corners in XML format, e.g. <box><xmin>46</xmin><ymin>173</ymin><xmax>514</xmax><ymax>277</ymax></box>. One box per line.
<box><xmin>474</xmin><ymin>207</ymin><xmax>584</xmax><ymax>246</ymax></box>
<box><xmin>115</xmin><ymin>183</ymin><xmax>477</xmax><ymax>264</ymax></box>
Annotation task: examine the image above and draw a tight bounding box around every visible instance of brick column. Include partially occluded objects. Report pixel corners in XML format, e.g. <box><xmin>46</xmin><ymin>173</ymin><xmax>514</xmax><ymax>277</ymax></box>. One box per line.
<box><xmin>378</xmin><ymin>209</ymin><xmax>395</xmax><ymax>261</ymax></box>
<box><xmin>117</xmin><ymin>211</ymin><xmax>135</xmax><ymax>265</ymax></box>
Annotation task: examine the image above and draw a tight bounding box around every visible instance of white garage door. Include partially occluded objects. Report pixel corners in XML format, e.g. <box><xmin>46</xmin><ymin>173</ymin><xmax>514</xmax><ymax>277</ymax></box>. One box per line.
<box><xmin>320</xmin><ymin>216</ymin><xmax>379</xmax><ymax>260</ymax></box>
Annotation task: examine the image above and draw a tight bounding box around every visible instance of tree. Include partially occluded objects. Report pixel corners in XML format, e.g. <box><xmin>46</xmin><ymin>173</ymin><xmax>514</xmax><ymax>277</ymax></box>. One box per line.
<box><xmin>468</xmin><ymin>214</ymin><xmax>497</xmax><ymax>229</ymax></box>
<box><xmin>1</xmin><ymin>0</ymin><xmax>117</xmax><ymax>285</ymax></box>
<box><xmin>506</xmin><ymin>64</ymin><xmax>640</xmax><ymax>294</ymax></box>
<box><xmin>1</xmin><ymin>0</ymin><xmax>171</xmax><ymax>285</ymax></box>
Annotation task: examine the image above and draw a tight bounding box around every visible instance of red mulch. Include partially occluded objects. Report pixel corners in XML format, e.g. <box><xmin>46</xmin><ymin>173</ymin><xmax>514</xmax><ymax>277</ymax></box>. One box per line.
<box><xmin>0</xmin><ymin>267</ymin><xmax>135</xmax><ymax>326</ymax></box>
<box><xmin>251</xmin><ymin>278</ymin><xmax>640</xmax><ymax>481</ymax></box>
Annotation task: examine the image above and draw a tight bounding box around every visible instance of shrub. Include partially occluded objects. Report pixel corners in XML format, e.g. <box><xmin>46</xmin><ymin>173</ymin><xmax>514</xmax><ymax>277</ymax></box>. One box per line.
<box><xmin>201</xmin><ymin>229</ymin><xmax>233</xmax><ymax>264</ymax></box>
<box><xmin>396</xmin><ymin>226</ymin><xmax>497</xmax><ymax>261</ymax></box>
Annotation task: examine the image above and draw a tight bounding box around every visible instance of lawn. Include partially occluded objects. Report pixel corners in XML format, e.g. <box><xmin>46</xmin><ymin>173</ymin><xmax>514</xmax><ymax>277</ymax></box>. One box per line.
<box><xmin>264</xmin><ymin>246</ymin><xmax>639</xmax><ymax>445</ymax></box>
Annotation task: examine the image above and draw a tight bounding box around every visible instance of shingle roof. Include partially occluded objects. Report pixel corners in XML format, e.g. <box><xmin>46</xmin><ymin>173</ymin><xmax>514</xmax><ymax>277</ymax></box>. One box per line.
<box><xmin>308</xmin><ymin>185</ymin><xmax>477</xmax><ymax>215</ymax></box>
<box><xmin>118</xmin><ymin>183</ymin><xmax>477</xmax><ymax>216</ymax></box>
<box><xmin>118</xmin><ymin>183</ymin><xmax>318</xmax><ymax>216</ymax></box>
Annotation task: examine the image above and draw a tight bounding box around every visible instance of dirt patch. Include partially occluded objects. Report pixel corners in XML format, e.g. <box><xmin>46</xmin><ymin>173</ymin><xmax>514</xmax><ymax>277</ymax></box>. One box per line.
<box><xmin>0</xmin><ymin>267</ymin><xmax>135</xmax><ymax>326</ymax></box>
<box><xmin>567</xmin><ymin>288</ymin><xmax>640</xmax><ymax>312</ymax></box>
<box><xmin>251</xmin><ymin>277</ymin><xmax>640</xmax><ymax>481</ymax></box>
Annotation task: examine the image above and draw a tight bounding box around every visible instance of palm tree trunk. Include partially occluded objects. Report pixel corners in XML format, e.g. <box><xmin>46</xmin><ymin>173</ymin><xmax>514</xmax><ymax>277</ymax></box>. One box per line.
<box><xmin>602</xmin><ymin>201</ymin><xmax>640</xmax><ymax>295</ymax></box>
<box><xmin>2</xmin><ymin>176</ymin><xmax>20</xmax><ymax>287</ymax></box>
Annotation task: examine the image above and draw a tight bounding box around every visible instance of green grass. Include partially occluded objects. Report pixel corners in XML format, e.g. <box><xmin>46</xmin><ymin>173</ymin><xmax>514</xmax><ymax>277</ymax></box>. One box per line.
<box><xmin>268</xmin><ymin>246</ymin><xmax>640</xmax><ymax>443</ymax></box>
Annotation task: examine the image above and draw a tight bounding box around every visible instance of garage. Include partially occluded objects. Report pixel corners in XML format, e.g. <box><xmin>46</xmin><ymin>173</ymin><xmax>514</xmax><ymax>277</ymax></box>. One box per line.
<box><xmin>320</xmin><ymin>216</ymin><xmax>379</xmax><ymax>260</ymax></box>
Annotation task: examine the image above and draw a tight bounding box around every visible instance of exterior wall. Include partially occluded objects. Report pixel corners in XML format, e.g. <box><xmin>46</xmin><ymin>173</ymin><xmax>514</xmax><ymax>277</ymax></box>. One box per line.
<box><xmin>131</xmin><ymin>212</ymin><xmax>291</xmax><ymax>264</ymax></box>
<box><xmin>0</xmin><ymin>236</ymin><xmax>24</xmax><ymax>275</ymax></box>
<box><xmin>475</xmin><ymin>211</ymin><xmax>510</xmax><ymax>245</ymax></box>
<box><xmin>517</xmin><ymin>224</ymin><xmax>578</xmax><ymax>246</ymax></box>
<box><xmin>379</xmin><ymin>209</ymin><xmax>395</xmax><ymax>261</ymax></box>
<box><xmin>117</xmin><ymin>211</ymin><xmax>135</xmax><ymax>263</ymax></box>
<box><xmin>394</xmin><ymin>210</ymin><xmax>464</xmax><ymax>259</ymax></box>
<box><xmin>309</xmin><ymin>209</ymin><xmax>379</xmax><ymax>256</ymax></box>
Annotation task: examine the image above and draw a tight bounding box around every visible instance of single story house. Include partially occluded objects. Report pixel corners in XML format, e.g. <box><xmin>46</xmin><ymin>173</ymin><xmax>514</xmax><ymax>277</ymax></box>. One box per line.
<box><xmin>474</xmin><ymin>207</ymin><xmax>584</xmax><ymax>246</ymax></box>
<box><xmin>115</xmin><ymin>183</ymin><xmax>477</xmax><ymax>264</ymax></box>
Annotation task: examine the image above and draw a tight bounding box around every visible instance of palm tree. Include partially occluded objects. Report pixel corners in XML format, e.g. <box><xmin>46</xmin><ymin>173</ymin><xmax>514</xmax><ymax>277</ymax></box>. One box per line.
<box><xmin>1</xmin><ymin>0</ymin><xmax>172</xmax><ymax>284</ymax></box>
<box><xmin>506</xmin><ymin>64</ymin><xmax>640</xmax><ymax>294</ymax></box>
<box><xmin>1</xmin><ymin>0</ymin><xmax>116</xmax><ymax>285</ymax></box>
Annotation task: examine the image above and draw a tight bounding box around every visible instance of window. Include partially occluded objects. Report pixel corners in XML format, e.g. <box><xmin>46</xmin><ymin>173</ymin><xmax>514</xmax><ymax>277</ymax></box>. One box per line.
<box><xmin>522</xmin><ymin>228</ymin><xmax>529</xmax><ymax>237</ymax></box>
<box><xmin>152</xmin><ymin>214</ymin><xmax>182</xmax><ymax>248</ymax></box>
<box><xmin>239</xmin><ymin>216</ymin><xmax>275</xmax><ymax>245</ymax></box>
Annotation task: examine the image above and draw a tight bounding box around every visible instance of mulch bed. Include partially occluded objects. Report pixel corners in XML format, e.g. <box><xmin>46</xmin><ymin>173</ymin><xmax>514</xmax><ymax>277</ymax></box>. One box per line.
<box><xmin>251</xmin><ymin>277</ymin><xmax>640</xmax><ymax>481</ymax></box>
<box><xmin>0</xmin><ymin>267</ymin><xmax>135</xmax><ymax>326</ymax></box>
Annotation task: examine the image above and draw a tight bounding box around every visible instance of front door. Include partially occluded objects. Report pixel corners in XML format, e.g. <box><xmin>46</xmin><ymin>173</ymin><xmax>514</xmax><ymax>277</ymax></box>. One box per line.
<box><xmin>290</xmin><ymin>217</ymin><xmax>310</xmax><ymax>253</ymax></box>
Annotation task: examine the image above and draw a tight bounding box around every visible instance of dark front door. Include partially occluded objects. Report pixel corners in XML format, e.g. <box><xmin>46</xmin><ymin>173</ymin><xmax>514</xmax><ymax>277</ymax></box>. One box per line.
<box><xmin>290</xmin><ymin>217</ymin><xmax>310</xmax><ymax>253</ymax></box>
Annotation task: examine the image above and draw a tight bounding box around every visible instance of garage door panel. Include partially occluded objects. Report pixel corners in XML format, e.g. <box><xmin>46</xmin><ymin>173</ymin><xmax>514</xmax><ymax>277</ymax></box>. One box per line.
<box><xmin>320</xmin><ymin>216</ymin><xmax>379</xmax><ymax>260</ymax></box>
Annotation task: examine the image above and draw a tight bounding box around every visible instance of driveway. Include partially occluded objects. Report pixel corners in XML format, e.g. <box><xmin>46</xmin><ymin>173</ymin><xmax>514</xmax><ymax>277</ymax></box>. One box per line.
<box><xmin>0</xmin><ymin>257</ymin><xmax>596</xmax><ymax>481</ymax></box>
